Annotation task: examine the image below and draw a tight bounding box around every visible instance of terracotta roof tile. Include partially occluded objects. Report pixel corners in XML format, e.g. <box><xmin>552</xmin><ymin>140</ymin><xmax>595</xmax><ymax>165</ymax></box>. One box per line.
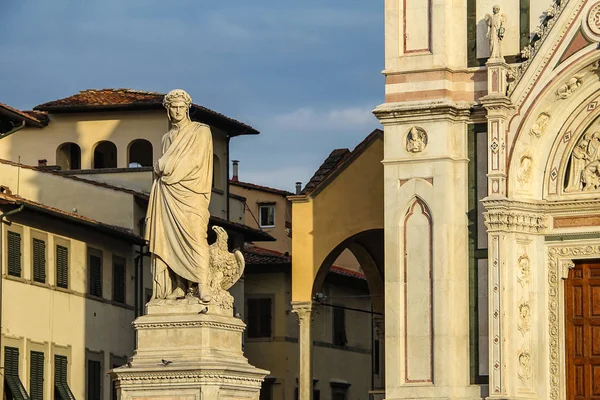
<box><xmin>243</xmin><ymin>244</ymin><xmax>290</xmax><ymax>265</ymax></box>
<box><xmin>34</xmin><ymin>89</ymin><xmax>258</xmax><ymax>136</ymax></box>
<box><xmin>230</xmin><ymin>180</ymin><xmax>294</xmax><ymax>197</ymax></box>
<box><xmin>302</xmin><ymin>148</ymin><xmax>350</xmax><ymax>195</ymax></box>
<box><xmin>329</xmin><ymin>265</ymin><xmax>366</xmax><ymax>280</ymax></box>
<box><xmin>0</xmin><ymin>102</ymin><xmax>47</xmax><ymax>127</ymax></box>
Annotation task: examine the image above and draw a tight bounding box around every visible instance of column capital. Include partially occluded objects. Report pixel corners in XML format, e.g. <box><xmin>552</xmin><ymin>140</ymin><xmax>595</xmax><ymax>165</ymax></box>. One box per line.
<box><xmin>290</xmin><ymin>301</ymin><xmax>313</xmax><ymax>324</ymax></box>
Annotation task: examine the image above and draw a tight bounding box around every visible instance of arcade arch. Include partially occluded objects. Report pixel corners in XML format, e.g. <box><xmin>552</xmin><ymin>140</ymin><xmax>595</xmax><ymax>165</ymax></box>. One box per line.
<box><xmin>93</xmin><ymin>141</ymin><xmax>117</xmax><ymax>169</ymax></box>
<box><xmin>56</xmin><ymin>142</ymin><xmax>81</xmax><ymax>170</ymax></box>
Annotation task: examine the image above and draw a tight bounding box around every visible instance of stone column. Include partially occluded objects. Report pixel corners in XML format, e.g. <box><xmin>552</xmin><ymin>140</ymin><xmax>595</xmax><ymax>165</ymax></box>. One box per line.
<box><xmin>482</xmin><ymin>59</ymin><xmax>513</xmax><ymax>198</ymax></box>
<box><xmin>291</xmin><ymin>301</ymin><xmax>313</xmax><ymax>400</ymax></box>
<box><xmin>481</xmin><ymin>59</ymin><xmax>515</xmax><ymax>398</ymax></box>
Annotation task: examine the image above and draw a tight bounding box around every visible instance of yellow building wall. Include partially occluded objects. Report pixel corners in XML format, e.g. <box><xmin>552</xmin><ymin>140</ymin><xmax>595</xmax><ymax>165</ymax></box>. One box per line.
<box><xmin>244</xmin><ymin>271</ymin><xmax>373</xmax><ymax>400</ymax></box>
<box><xmin>229</xmin><ymin>185</ymin><xmax>291</xmax><ymax>254</ymax></box>
<box><xmin>1</xmin><ymin>214</ymin><xmax>137</xmax><ymax>400</ymax></box>
<box><xmin>291</xmin><ymin>138</ymin><xmax>384</xmax><ymax>301</ymax></box>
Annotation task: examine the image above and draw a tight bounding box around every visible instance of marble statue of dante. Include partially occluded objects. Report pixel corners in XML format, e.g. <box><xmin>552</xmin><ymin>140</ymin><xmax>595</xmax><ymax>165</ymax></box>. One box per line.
<box><xmin>145</xmin><ymin>89</ymin><xmax>213</xmax><ymax>302</ymax></box>
<box><xmin>485</xmin><ymin>5</ymin><xmax>506</xmax><ymax>59</ymax></box>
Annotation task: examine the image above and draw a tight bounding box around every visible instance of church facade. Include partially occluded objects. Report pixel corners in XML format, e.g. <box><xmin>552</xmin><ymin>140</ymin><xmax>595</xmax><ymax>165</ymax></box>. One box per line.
<box><xmin>375</xmin><ymin>1</ymin><xmax>600</xmax><ymax>399</ymax></box>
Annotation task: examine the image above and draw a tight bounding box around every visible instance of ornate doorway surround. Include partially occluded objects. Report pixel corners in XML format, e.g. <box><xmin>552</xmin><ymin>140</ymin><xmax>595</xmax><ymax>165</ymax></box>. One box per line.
<box><xmin>547</xmin><ymin>243</ymin><xmax>600</xmax><ymax>400</ymax></box>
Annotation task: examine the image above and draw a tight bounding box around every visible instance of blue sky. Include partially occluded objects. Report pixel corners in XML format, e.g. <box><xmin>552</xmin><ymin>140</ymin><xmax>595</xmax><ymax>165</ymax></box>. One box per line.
<box><xmin>0</xmin><ymin>1</ymin><xmax>383</xmax><ymax>191</ymax></box>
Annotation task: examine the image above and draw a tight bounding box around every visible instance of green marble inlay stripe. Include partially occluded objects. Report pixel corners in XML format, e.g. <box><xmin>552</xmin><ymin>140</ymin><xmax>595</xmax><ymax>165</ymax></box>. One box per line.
<box><xmin>520</xmin><ymin>0</ymin><xmax>531</xmax><ymax>52</ymax></box>
<box><xmin>467</xmin><ymin>0</ymin><xmax>477</xmax><ymax>66</ymax></box>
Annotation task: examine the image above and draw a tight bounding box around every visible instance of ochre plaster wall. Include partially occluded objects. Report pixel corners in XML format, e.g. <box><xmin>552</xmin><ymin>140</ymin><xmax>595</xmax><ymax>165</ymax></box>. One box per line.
<box><xmin>229</xmin><ymin>185</ymin><xmax>291</xmax><ymax>254</ymax></box>
<box><xmin>1</xmin><ymin>215</ymin><xmax>138</xmax><ymax>400</ymax></box>
<box><xmin>244</xmin><ymin>271</ymin><xmax>372</xmax><ymax>400</ymax></box>
<box><xmin>291</xmin><ymin>138</ymin><xmax>384</xmax><ymax>302</ymax></box>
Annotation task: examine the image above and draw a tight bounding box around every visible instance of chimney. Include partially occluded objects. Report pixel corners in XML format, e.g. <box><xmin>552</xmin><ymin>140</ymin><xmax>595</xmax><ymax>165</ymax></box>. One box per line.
<box><xmin>232</xmin><ymin>160</ymin><xmax>239</xmax><ymax>182</ymax></box>
<box><xmin>295</xmin><ymin>182</ymin><xmax>302</xmax><ymax>195</ymax></box>
<box><xmin>38</xmin><ymin>159</ymin><xmax>47</xmax><ymax>167</ymax></box>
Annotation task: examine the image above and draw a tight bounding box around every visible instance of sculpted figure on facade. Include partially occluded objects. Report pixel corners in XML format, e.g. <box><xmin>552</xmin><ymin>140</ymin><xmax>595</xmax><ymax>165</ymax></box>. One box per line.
<box><xmin>517</xmin><ymin>255</ymin><xmax>530</xmax><ymax>287</ymax></box>
<box><xmin>530</xmin><ymin>112</ymin><xmax>550</xmax><ymax>137</ymax></box>
<box><xmin>406</xmin><ymin>126</ymin><xmax>427</xmax><ymax>153</ymax></box>
<box><xmin>145</xmin><ymin>89</ymin><xmax>244</xmax><ymax>307</ymax></box>
<box><xmin>565</xmin><ymin>130</ymin><xmax>600</xmax><ymax>192</ymax></box>
<box><xmin>517</xmin><ymin>300</ymin><xmax>530</xmax><ymax>335</ymax></box>
<box><xmin>556</xmin><ymin>75</ymin><xmax>583</xmax><ymax>99</ymax></box>
<box><xmin>485</xmin><ymin>5</ymin><xmax>506</xmax><ymax>59</ymax></box>
<box><xmin>517</xmin><ymin>154</ymin><xmax>533</xmax><ymax>188</ymax></box>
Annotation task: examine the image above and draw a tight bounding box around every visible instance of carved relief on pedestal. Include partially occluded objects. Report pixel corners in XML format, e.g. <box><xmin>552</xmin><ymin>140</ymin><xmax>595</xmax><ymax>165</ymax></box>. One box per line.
<box><xmin>530</xmin><ymin>112</ymin><xmax>550</xmax><ymax>138</ymax></box>
<box><xmin>564</xmin><ymin>129</ymin><xmax>600</xmax><ymax>192</ymax></box>
<box><xmin>406</xmin><ymin>126</ymin><xmax>427</xmax><ymax>153</ymax></box>
<box><xmin>517</xmin><ymin>348</ymin><xmax>532</xmax><ymax>384</ymax></box>
<box><xmin>517</xmin><ymin>299</ymin><xmax>530</xmax><ymax>336</ymax></box>
<box><xmin>517</xmin><ymin>254</ymin><xmax>531</xmax><ymax>287</ymax></box>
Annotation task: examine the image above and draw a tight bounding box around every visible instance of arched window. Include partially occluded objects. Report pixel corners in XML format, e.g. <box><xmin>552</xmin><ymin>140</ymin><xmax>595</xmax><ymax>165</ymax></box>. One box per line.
<box><xmin>56</xmin><ymin>142</ymin><xmax>81</xmax><ymax>170</ymax></box>
<box><xmin>128</xmin><ymin>139</ymin><xmax>153</xmax><ymax>168</ymax></box>
<box><xmin>213</xmin><ymin>154</ymin><xmax>221</xmax><ymax>189</ymax></box>
<box><xmin>93</xmin><ymin>141</ymin><xmax>117</xmax><ymax>169</ymax></box>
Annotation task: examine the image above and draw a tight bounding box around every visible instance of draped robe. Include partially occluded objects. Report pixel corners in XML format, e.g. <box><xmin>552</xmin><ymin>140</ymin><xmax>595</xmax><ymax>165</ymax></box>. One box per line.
<box><xmin>145</xmin><ymin>121</ymin><xmax>213</xmax><ymax>295</ymax></box>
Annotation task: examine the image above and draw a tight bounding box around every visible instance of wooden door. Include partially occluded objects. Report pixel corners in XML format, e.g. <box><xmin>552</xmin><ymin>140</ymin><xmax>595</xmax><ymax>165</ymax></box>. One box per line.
<box><xmin>565</xmin><ymin>262</ymin><xmax>600</xmax><ymax>399</ymax></box>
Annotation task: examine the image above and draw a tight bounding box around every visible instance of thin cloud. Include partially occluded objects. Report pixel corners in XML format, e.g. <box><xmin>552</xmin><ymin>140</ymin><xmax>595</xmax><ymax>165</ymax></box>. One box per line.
<box><xmin>266</xmin><ymin>105</ymin><xmax>379</xmax><ymax>133</ymax></box>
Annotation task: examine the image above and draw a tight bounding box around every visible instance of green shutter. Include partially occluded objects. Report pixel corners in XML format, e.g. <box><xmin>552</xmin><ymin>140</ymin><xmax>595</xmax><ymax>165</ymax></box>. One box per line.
<box><xmin>54</xmin><ymin>355</ymin><xmax>76</xmax><ymax>400</ymax></box>
<box><xmin>29</xmin><ymin>351</ymin><xmax>44</xmax><ymax>400</ymax></box>
<box><xmin>4</xmin><ymin>347</ymin><xmax>30</xmax><ymax>400</ymax></box>
<box><xmin>4</xmin><ymin>346</ymin><xmax>19</xmax><ymax>376</ymax></box>
<box><xmin>56</xmin><ymin>246</ymin><xmax>69</xmax><ymax>289</ymax></box>
<box><xmin>32</xmin><ymin>239</ymin><xmax>46</xmax><ymax>283</ymax></box>
<box><xmin>7</xmin><ymin>231</ymin><xmax>22</xmax><ymax>277</ymax></box>
<box><xmin>89</xmin><ymin>254</ymin><xmax>102</xmax><ymax>297</ymax></box>
<box><xmin>112</xmin><ymin>261</ymin><xmax>125</xmax><ymax>304</ymax></box>
<box><xmin>87</xmin><ymin>360</ymin><xmax>101</xmax><ymax>400</ymax></box>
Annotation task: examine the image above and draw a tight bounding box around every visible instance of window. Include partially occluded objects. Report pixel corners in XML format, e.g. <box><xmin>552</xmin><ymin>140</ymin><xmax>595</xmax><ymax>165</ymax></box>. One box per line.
<box><xmin>56</xmin><ymin>142</ymin><xmax>81</xmax><ymax>170</ymax></box>
<box><xmin>87</xmin><ymin>359</ymin><xmax>102</xmax><ymax>400</ymax></box>
<box><xmin>89</xmin><ymin>250</ymin><xmax>103</xmax><ymax>297</ymax></box>
<box><xmin>259</xmin><ymin>378</ymin><xmax>275</xmax><ymax>400</ymax></box>
<box><xmin>7</xmin><ymin>231</ymin><xmax>22</xmax><ymax>277</ymax></box>
<box><xmin>93</xmin><ymin>141</ymin><xmax>117</xmax><ymax>169</ymax></box>
<box><xmin>331</xmin><ymin>384</ymin><xmax>349</xmax><ymax>400</ymax></box>
<box><xmin>29</xmin><ymin>351</ymin><xmax>44</xmax><ymax>400</ymax></box>
<box><xmin>373</xmin><ymin>339</ymin><xmax>380</xmax><ymax>375</ymax></box>
<box><xmin>112</xmin><ymin>257</ymin><xmax>126</xmax><ymax>304</ymax></box>
<box><xmin>4</xmin><ymin>346</ymin><xmax>29</xmax><ymax>400</ymax></box>
<box><xmin>54</xmin><ymin>355</ymin><xmax>75</xmax><ymax>400</ymax></box>
<box><xmin>110</xmin><ymin>356</ymin><xmax>127</xmax><ymax>400</ymax></box>
<box><xmin>333</xmin><ymin>307</ymin><xmax>347</xmax><ymax>346</ymax></box>
<box><xmin>259</xmin><ymin>204</ymin><xmax>275</xmax><ymax>228</ymax></box>
<box><xmin>246</xmin><ymin>298</ymin><xmax>272</xmax><ymax>338</ymax></box>
<box><xmin>32</xmin><ymin>239</ymin><xmax>46</xmax><ymax>283</ymax></box>
<box><xmin>56</xmin><ymin>245</ymin><xmax>69</xmax><ymax>289</ymax></box>
<box><xmin>127</xmin><ymin>139</ymin><xmax>153</xmax><ymax>167</ymax></box>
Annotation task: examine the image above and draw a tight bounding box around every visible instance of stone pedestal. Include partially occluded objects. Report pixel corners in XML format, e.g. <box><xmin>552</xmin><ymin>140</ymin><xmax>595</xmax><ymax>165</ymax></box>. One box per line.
<box><xmin>111</xmin><ymin>300</ymin><xmax>268</xmax><ymax>400</ymax></box>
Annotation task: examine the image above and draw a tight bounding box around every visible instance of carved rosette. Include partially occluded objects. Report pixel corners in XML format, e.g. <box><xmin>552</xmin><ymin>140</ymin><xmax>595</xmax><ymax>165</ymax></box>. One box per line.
<box><xmin>584</xmin><ymin>2</ymin><xmax>600</xmax><ymax>40</ymax></box>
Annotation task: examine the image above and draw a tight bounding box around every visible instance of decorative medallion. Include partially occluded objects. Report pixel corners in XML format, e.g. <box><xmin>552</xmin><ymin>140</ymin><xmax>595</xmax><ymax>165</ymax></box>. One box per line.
<box><xmin>587</xmin><ymin>2</ymin><xmax>600</xmax><ymax>36</ymax></box>
<box><xmin>406</xmin><ymin>126</ymin><xmax>427</xmax><ymax>153</ymax></box>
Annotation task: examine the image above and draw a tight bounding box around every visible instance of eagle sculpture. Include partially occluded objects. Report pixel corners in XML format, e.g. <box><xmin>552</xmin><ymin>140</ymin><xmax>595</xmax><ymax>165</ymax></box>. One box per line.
<box><xmin>208</xmin><ymin>226</ymin><xmax>245</xmax><ymax>308</ymax></box>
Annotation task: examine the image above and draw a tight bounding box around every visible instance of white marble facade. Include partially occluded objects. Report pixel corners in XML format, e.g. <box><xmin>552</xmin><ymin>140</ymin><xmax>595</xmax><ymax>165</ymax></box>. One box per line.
<box><xmin>378</xmin><ymin>1</ymin><xmax>600</xmax><ymax>399</ymax></box>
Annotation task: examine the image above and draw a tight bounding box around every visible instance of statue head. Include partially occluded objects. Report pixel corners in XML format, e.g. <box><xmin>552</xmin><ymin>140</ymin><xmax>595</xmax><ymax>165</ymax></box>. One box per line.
<box><xmin>493</xmin><ymin>5</ymin><xmax>500</xmax><ymax>13</ymax></box>
<box><xmin>163</xmin><ymin>89</ymin><xmax>192</xmax><ymax>124</ymax></box>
